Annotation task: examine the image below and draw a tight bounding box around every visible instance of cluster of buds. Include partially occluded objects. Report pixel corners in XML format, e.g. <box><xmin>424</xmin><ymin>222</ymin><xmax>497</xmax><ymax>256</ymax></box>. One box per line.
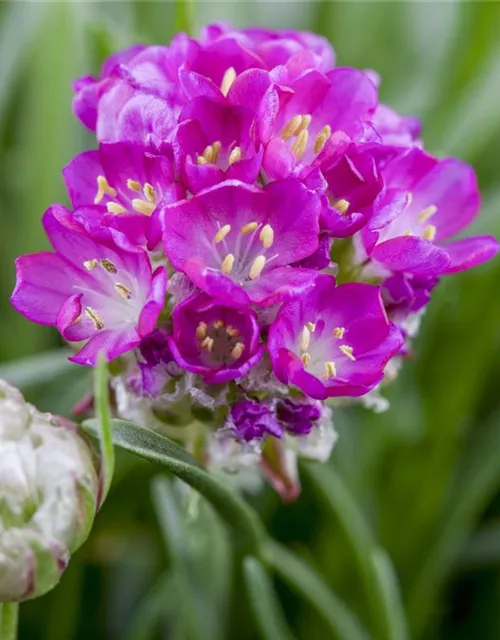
<box><xmin>11</xmin><ymin>24</ymin><xmax>498</xmax><ymax>497</ymax></box>
<box><xmin>0</xmin><ymin>380</ymin><xmax>98</xmax><ymax>601</ymax></box>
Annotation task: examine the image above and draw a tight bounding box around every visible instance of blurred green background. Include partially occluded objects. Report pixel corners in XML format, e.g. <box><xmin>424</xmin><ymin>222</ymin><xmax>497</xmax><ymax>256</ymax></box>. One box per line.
<box><xmin>1</xmin><ymin>1</ymin><xmax>500</xmax><ymax>638</ymax></box>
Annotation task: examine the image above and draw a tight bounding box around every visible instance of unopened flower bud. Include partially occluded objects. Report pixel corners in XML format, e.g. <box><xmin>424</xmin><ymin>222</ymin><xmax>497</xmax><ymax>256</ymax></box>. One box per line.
<box><xmin>0</xmin><ymin>380</ymin><xmax>99</xmax><ymax>602</ymax></box>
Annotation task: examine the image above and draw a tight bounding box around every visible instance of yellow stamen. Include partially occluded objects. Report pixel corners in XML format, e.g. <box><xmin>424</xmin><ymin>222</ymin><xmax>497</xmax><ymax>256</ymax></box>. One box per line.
<box><xmin>132</xmin><ymin>199</ymin><xmax>156</xmax><ymax>216</ymax></box>
<box><xmin>83</xmin><ymin>259</ymin><xmax>98</xmax><ymax>271</ymax></box>
<box><xmin>100</xmin><ymin>259</ymin><xmax>117</xmax><ymax>274</ymax></box>
<box><xmin>213</xmin><ymin>319</ymin><xmax>225</xmax><ymax>330</ymax></box>
<box><xmin>423</xmin><ymin>224</ymin><xmax>436</xmax><ymax>241</ymax></box>
<box><xmin>228</xmin><ymin>146</ymin><xmax>242</xmax><ymax>165</ymax></box>
<box><xmin>331</xmin><ymin>198</ymin><xmax>350</xmax><ymax>215</ymax></box>
<box><xmin>249</xmin><ymin>255</ymin><xmax>266</xmax><ymax>280</ymax></box>
<box><xmin>143</xmin><ymin>183</ymin><xmax>157</xmax><ymax>204</ymax></box>
<box><xmin>84</xmin><ymin>307</ymin><xmax>104</xmax><ymax>330</ymax></box>
<box><xmin>221</xmin><ymin>253</ymin><xmax>235</xmax><ymax>275</ymax></box>
<box><xmin>106</xmin><ymin>202</ymin><xmax>126</xmax><ymax>215</ymax></box>
<box><xmin>201</xmin><ymin>336</ymin><xmax>214</xmax><ymax>353</ymax></box>
<box><xmin>291</xmin><ymin>129</ymin><xmax>309</xmax><ymax>160</ymax></box>
<box><xmin>226</xmin><ymin>325</ymin><xmax>241</xmax><ymax>338</ymax></box>
<box><xmin>115</xmin><ymin>283</ymin><xmax>132</xmax><ymax>300</ymax></box>
<box><xmin>403</xmin><ymin>229</ymin><xmax>412</xmax><ymax>236</ymax></box>
<box><xmin>201</xmin><ymin>144</ymin><xmax>214</xmax><ymax>163</ymax></box>
<box><xmin>340</xmin><ymin>345</ymin><xmax>356</xmax><ymax>361</ymax></box>
<box><xmin>212</xmin><ymin>141</ymin><xmax>222</xmax><ymax>162</ymax></box>
<box><xmin>314</xmin><ymin>125</ymin><xmax>332</xmax><ymax>154</ymax></box>
<box><xmin>418</xmin><ymin>205</ymin><xmax>437</xmax><ymax>224</ymax></box>
<box><xmin>196</xmin><ymin>322</ymin><xmax>208</xmax><ymax>341</ymax></box>
<box><xmin>302</xmin><ymin>353</ymin><xmax>311</xmax><ymax>367</ymax></box>
<box><xmin>241</xmin><ymin>221</ymin><xmax>259</xmax><ymax>235</ymax></box>
<box><xmin>231</xmin><ymin>342</ymin><xmax>245</xmax><ymax>360</ymax></box>
<box><xmin>300</xmin><ymin>326</ymin><xmax>311</xmax><ymax>352</ymax></box>
<box><xmin>333</xmin><ymin>327</ymin><xmax>345</xmax><ymax>339</ymax></box>
<box><xmin>127</xmin><ymin>179</ymin><xmax>142</xmax><ymax>193</ymax></box>
<box><xmin>259</xmin><ymin>224</ymin><xmax>274</xmax><ymax>249</ymax></box>
<box><xmin>280</xmin><ymin>114</ymin><xmax>302</xmax><ymax>141</ymax></box>
<box><xmin>94</xmin><ymin>175</ymin><xmax>117</xmax><ymax>204</ymax></box>
<box><xmin>296</xmin><ymin>114</ymin><xmax>312</xmax><ymax>135</ymax></box>
<box><xmin>214</xmin><ymin>224</ymin><xmax>231</xmax><ymax>244</ymax></box>
<box><xmin>324</xmin><ymin>361</ymin><xmax>337</xmax><ymax>379</ymax></box>
<box><xmin>305</xmin><ymin>322</ymin><xmax>316</xmax><ymax>332</ymax></box>
<box><xmin>197</xmin><ymin>156</ymin><xmax>208</xmax><ymax>166</ymax></box>
<box><xmin>221</xmin><ymin>67</ymin><xmax>237</xmax><ymax>96</ymax></box>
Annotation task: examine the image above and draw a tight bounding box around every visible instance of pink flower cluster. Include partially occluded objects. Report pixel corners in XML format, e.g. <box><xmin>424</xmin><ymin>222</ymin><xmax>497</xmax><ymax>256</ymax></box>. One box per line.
<box><xmin>11</xmin><ymin>24</ymin><xmax>498</xmax><ymax>492</ymax></box>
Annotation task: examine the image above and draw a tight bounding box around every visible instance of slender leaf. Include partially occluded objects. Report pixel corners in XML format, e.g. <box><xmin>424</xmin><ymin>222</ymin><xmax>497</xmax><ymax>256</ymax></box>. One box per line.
<box><xmin>175</xmin><ymin>0</ymin><xmax>195</xmax><ymax>36</ymax></box>
<box><xmin>264</xmin><ymin>540</ymin><xmax>370</xmax><ymax>640</ymax></box>
<box><xmin>243</xmin><ymin>556</ymin><xmax>295</xmax><ymax>640</ymax></box>
<box><xmin>94</xmin><ymin>357</ymin><xmax>115</xmax><ymax>507</ymax></box>
<box><xmin>0</xmin><ymin>348</ymin><xmax>75</xmax><ymax>390</ymax></box>
<box><xmin>127</xmin><ymin>573</ymin><xmax>176</xmax><ymax>640</ymax></box>
<box><xmin>82</xmin><ymin>418</ymin><xmax>264</xmax><ymax>555</ymax></box>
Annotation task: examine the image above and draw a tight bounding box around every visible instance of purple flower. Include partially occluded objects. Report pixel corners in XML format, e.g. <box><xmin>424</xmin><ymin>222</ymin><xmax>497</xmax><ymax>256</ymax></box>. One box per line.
<box><xmin>138</xmin><ymin>329</ymin><xmax>179</xmax><ymax>397</ymax></box>
<box><xmin>358</xmin><ymin>148</ymin><xmax>499</xmax><ymax>277</ymax></box>
<box><xmin>167</xmin><ymin>292</ymin><xmax>265</xmax><ymax>384</ymax></box>
<box><xmin>276</xmin><ymin>398</ymin><xmax>322</xmax><ymax>435</ymax></box>
<box><xmin>372</xmin><ymin>104</ymin><xmax>422</xmax><ymax>147</ymax></box>
<box><xmin>162</xmin><ymin>180</ymin><xmax>321</xmax><ymax>307</ymax></box>
<box><xmin>11</xmin><ymin>205</ymin><xmax>166</xmax><ymax>366</ymax></box>
<box><xmin>230</xmin><ymin>399</ymin><xmax>283</xmax><ymax>442</ymax></box>
<box><xmin>173</xmin><ymin>97</ymin><xmax>263</xmax><ymax>193</ymax></box>
<box><xmin>63</xmin><ymin>142</ymin><xmax>183</xmax><ymax>249</ymax></box>
<box><xmin>382</xmin><ymin>272</ymin><xmax>439</xmax><ymax>323</ymax></box>
<box><xmin>268</xmin><ymin>275</ymin><xmax>403</xmax><ymax>399</ymax></box>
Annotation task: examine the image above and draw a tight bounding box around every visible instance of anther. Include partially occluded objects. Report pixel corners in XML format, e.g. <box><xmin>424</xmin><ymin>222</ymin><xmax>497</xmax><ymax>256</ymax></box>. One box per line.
<box><xmin>423</xmin><ymin>224</ymin><xmax>436</xmax><ymax>241</ymax></box>
<box><xmin>197</xmin><ymin>156</ymin><xmax>208</xmax><ymax>166</ymax></box>
<box><xmin>403</xmin><ymin>229</ymin><xmax>412</xmax><ymax>236</ymax></box>
<box><xmin>107</xmin><ymin>202</ymin><xmax>126</xmax><ymax>215</ymax></box>
<box><xmin>241</xmin><ymin>221</ymin><xmax>259</xmax><ymax>235</ymax></box>
<box><xmin>291</xmin><ymin>129</ymin><xmax>309</xmax><ymax>160</ymax></box>
<box><xmin>196</xmin><ymin>322</ymin><xmax>208</xmax><ymax>341</ymax></box>
<box><xmin>228</xmin><ymin>146</ymin><xmax>242</xmax><ymax>165</ymax></box>
<box><xmin>331</xmin><ymin>198</ymin><xmax>350</xmax><ymax>215</ymax></box>
<box><xmin>226</xmin><ymin>325</ymin><xmax>241</xmax><ymax>338</ymax></box>
<box><xmin>418</xmin><ymin>205</ymin><xmax>437</xmax><ymax>224</ymax></box>
<box><xmin>340</xmin><ymin>345</ymin><xmax>356</xmax><ymax>361</ymax></box>
<box><xmin>221</xmin><ymin>253</ymin><xmax>235</xmax><ymax>275</ymax></box>
<box><xmin>212</xmin><ymin>141</ymin><xmax>222</xmax><ymax>162</ymax></box>
<box><xmin>115</xmin><ymin>283</ymin><xmax>132</xmax><ymax>300</ymax></box>
<box><xmin>83</xmin><ymin>259</ymin><xmax>98</xmax><ymax>270</ymax></box>
<box><xmin>280</xmin><ymin>115</ymin><xmax>302</xmax><ymax>141</ymax></box>
<box><xmin>249</xmin><ymin>255</ymin><xmax>266</xmax><ymax>280</ymax></box>
<box><xmin>305</xmin><ymin>322</ymin><xmax>316</xmax><ymax>332</ymax></box>
<box><xmin>100</xmin><ymin>259</ymin><xmax>117</xmax><ymax>274</ymax></box>
<box><xmin>132</xmin><ymin>199</ymin><xmax>156</xmax><ymax>216</ymax></box>
<box><xmin>323</xmin><ymin>361</ymin><xmax>337</xmax><ymax>379</ymax></box>
<box><xmin>296</xmin><ymin>114</ymin><xmax>312</xmax><ymax>135</ymax></box>
<box><xmin>84</xmin><ymin>307</ymin><xmax>104</xmax><ymax>330</ymax></box>
<box><xmin>213</xmin><ymin>319</ymin><xmax>225</xmax><ymax>330</ymax></box>
<box><xmin>300</xmin><ymin>326</ymin><xmax>311</xmax><ymax>352</ymax></box>
<box><xmin>214</xmin><ymin>224</ymin><xmax>231</xmax><ymax>244</ymax></box>
<box><xmin>314</xmin><ymin>125</ymin><xmax>332</xmax><ymax>154</ymax></box>
<box><xmin>259</xmin><ymin>224</ymin><xmax>274</xmax><ymax>249</ymax></box>
<box><xmin>221</xmin><ymin>67</ymin><xmax>236</xmax><ymax>96</ymax></box>
<box><xmin>302</xmin><ymin>353</ymin><xmax>311</xmax><ymax>367</ymax></box>
<box><xmin>201</xmin><ymin>336</ymin><xmax>214</xmax><ymax>353</ymax></box>
<box><xmin>94</xmin><ymin>175</ymin><xmax>117</xmax><ymax>204</ymax></box>
<box><xmin>231</xmin><ymin>343</ymin><xmax>245</xmax><ymax>360</ymax></box>
<box><xmin>127</xmin><ymin>179</ymin><xmax>142</xmax><ymax>193</ymax></box>
<box><xmin>143</xmin><ymin>183</ymin><xmax>157</xmax><ymax>203</ymax></box>
<box><xmin>333</xmin><ymin>327</ymin><xmax>345</xmax><ymax>339</ymax></box>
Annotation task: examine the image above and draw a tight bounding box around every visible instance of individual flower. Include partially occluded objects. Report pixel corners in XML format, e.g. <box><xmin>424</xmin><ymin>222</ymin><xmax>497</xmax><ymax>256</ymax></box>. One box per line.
<box><xmin>357</xmin><ymin>148</ymin><xmax>499</xmax><ymax>277</ymax></box>
<box><xmin>162</xmin><ymin>180</ymin><xmax>321</xmax><ymax>307</ymax></box>
<box><xmin>137</xmin><ymin>329</ymin><xmax>180</xmax><ymax>397</ymax></box>
<box><xmin>0</xmin><ymin>380</ymin><xmax>99</xmax><ymax>601</ymax></box>
<box><xmin>63</xmin><ymin>141</ymin><xmax>183</xmax><ymax>249</ymax></box>
<box><xmin>11</xmin><ymin>205</ymin><xmax>166</xmax><ymax>366</ymax></box>
<box><xmin>230</xmin><ymin>399</ymin><xmax>283</xmax><ymax>442</ymax></box>
<box><xmin>173</xmin><ymin>96</ymin><xmax>263</xmax><ymax>193</ymax></box>
<box><xmin>276</xmin><ymin>398</ymin><xmax>322</xmax><ymax>435</ymax></box>
<box><xmin>372</xmin><ymin>103</ymin><xmax>422</xmax><ymax>147</ymax></box>
<box><xmin>382</xmin><ymin>272</ymin><xmax>439</xmax><ymax>324</ymax></box>
<box><xmin>268</xmin><ymin>275</ymin><xmax>403</xmax><ymax>399</ymax></box>
<box><xmin>167</xmin><ymin>293</ymin><xmax>265</xmax><ymax>383</ymax></box>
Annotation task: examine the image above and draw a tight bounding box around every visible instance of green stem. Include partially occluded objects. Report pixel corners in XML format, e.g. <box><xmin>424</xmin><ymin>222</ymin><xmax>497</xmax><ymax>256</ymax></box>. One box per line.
<box><xmin>175</xmin><ymin>0</ymin><xmax>195</xmax><ymax>37</ymax></box>
<box><xmin>0</xmin><ymin>603</ymin><xmax>19</xmax><ymax>640</ymax></box>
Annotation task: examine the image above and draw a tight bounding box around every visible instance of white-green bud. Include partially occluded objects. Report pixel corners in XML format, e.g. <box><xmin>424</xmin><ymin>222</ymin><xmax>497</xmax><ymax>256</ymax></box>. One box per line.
<box><xmin>0</xmin><ymin>380</ymin><xmax>99</xmax><ymax>602</ymax></box>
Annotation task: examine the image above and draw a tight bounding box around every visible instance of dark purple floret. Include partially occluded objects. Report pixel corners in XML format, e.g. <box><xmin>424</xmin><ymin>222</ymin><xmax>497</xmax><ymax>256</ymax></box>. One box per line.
<box><xmin>276</xmin><ymin>398</ymin><xmax>322</xmax><ymax>435</ymax></box>
<box><xmin>231</xmin><ymin>400</ymin><xmax>283</xmax><ymax>442</ymax></box>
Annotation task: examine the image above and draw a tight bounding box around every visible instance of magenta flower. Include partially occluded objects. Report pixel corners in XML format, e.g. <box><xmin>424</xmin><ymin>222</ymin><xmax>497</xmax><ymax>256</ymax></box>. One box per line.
<box><xmin>11</xmin><ymin>205</ymin><xmax>166</xmax><ymax>366</ymax></box>
<box><xmin>372</xmin><ymin>104</ymin><xmax>422</xmax><ymax>147</ymax></box>
<box><xmin>358</xmin><ymin>149</ymin><xmax>499</xmax><ymax>277</ymax></box>
<box><xmin>276</xmin><ymin>398</ymin><xmax>322</xmax><ymax>435</ymax></box>
<box><xmin>167</xmin><ymin>293</ymin><xmax>265</xmax><ymax>383</ymax></box>
<box><xmin>63</xmin><ymin>142</ymin><xmax>183</xmax><ymax>249</ymax></box>
<box><xmin>268</xmin><ymin>275</ymin><xmax>403</xmax><ymax>399</ymax></box>
<box><xmin>173</xmin><ymin>96</ymin><xmax>263</xmax><ymax>193</ymax></box>
<box><xmin>230</xmin><ymin>399</ymin><xmax>283</xmax><ymax>442</ymax></box>
<box><xmin>162</xmin><ymin>180</ymin><xmax>321</xmax><ymax>307</ymax></box>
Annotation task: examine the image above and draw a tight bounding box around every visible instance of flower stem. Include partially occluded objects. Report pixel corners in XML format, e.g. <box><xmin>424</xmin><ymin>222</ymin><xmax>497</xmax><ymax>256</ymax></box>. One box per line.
<box><xmin>175</xmin><ymin>0</ymin><xmax>195</xmax><ymax>37</ymax></box>
<box><xmin>0</xmin><ymin>603</ymin><xmax>19</xmax><ymax>640</ymax></box>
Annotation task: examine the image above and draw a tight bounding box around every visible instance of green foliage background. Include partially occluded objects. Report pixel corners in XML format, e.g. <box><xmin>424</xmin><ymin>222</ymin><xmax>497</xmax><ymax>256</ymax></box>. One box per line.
<box><xmin>1</xmin><ymin>2</ymin><xmax>500</xmax><ymax>638</ymax></box>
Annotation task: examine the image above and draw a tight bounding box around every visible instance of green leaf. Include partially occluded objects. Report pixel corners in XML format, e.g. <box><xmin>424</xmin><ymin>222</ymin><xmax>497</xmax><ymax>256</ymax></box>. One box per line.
<box><xmin>305</xmin><ymin>463</ymin><xmax>408</xmax><ymax>640</ymax></box>
<box><xmin>0</xmin><ymin>603</ymin><xmax>19</xmax><ymax>640</ymax></box>
<box><xmin>94</xmin><ymin>357</ymin><xmax>115</xmax><ymax>507</ymax></box>
<box><xmin>264</xmin><ymin>540</ymin><xmax>370</xmax><ymax>640</ymax></box>
<box><xmin>82</xmin><ymin>418</ymin><xmax>264</xmax><ymax>555</ymax></box>
<box><xmin>0</xmin><ymin>349</ymin><xmax>75</xmax><ymax>390</ymax></box>
<box><xmin>175</xmin><ymin>0</ymin><xmax>195</xmax><ymax>36</ymax></box>
<box><xmin>243</xmin><ymin>556</ymin><xmax>295</xmax><ymax>640</ymax></box>
<box><xmin>126</xmin><ymin>572</ymin><xmax>176</xmax><ymax>640</ymax></box>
